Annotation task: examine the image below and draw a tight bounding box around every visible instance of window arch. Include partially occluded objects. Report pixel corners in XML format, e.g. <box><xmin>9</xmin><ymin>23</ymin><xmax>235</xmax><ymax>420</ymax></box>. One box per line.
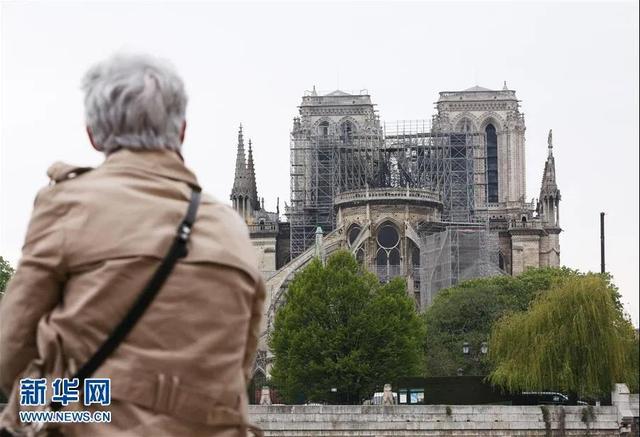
<box><xmin>377</xmin><ymin>224</ymin><xmax>399</xmax><ymax>249</ymax></box>
<box><xmin>456</xmin><ymin>118</ymin><xmax>474</xmax><ymax>133</ymax></box>
<box><xmin>375</xmin><ymin>222</ymin><xmax>401</xmax><ymax>282</ymax></box>
<box><xmin>347</xmin><ymin>223</ymin><xmax>361</xmax><ymax>247</ymax></box>
<box><xmin>376</xmin><ymin>248</ymin><xmax>388</xmax><ymax>266</ymax></box>
<box><xmin>411</xmin><ymin>242</ymin><xmax>420</xmax><ymax>268</ymax></box>
<box><xmin>340</xmin><ymin>120</ymin><xmax>354</xmax><ymax>143</ymax></box>
<box><xmin>485</xmin><ymin>123</ymin><xmax>498</xmax><ymax>203</ymax></box>
<box><xmin>388</xmin><ymin>248</ymin><xmax>400</xmax><ymax>265</ymax></box>
<box><xmin>318</xmin><ymin>121</ymin><xmax>329</xmax><ymax>137</ymax></box>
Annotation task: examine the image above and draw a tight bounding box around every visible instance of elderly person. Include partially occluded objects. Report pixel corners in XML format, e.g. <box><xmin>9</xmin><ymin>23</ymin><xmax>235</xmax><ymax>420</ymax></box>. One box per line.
<box><xmin>0</xmin><ymin>54</ymin><xmax>265</xmax><ymax>436</ymax></box>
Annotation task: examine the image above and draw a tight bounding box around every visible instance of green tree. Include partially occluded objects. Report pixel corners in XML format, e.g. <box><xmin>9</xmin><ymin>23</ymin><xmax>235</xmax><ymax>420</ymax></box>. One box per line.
<box><xmin>0</xmin><ymin>256</ymin><xmax>15</xmax><ymax>299</ymax></box>
<box><xmin>488</xmin><ymin>274</ymin><xmax>639</xmax><ymax>397</ymax></box>
<box><xmin>269</xmin><ymin>250</ymin><xmax>425</xmax><ymax>404</ymax></box>
<box><xmin>423</xmin><ymin>267</ymin><xmax>582</xmax><ymax>376</ymax></box>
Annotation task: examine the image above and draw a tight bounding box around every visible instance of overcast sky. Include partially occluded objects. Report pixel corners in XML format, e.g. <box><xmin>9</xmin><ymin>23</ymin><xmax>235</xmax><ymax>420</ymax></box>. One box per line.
<box><xmin>1</xmin><ymin>1</ymin><xmax>638</xmax><ymax>324</ymax></box>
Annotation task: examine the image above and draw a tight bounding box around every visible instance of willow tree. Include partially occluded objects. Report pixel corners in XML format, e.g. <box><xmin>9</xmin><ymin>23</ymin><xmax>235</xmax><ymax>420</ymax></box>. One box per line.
<box><xmin>423</xmin><ymin>267</ymin><xmax>582</xmax><ymax>377</ymax></box>
<box><xmin>488</xmin><ymin>274</ymin><xmax>638</xmax><ymax>397</ymax></box>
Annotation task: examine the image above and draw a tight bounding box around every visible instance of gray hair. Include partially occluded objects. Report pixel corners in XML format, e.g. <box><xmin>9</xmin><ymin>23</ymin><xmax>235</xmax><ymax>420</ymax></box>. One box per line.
<box><xmin>81</xmin><ymin>54</ymin><xmax>187</xmax><ymax>154</ymax></box>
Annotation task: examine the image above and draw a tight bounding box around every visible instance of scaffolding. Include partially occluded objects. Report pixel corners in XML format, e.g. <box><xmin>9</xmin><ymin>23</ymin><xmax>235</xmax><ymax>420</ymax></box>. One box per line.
<box><xmin>420</xmin><ymin>225</ymin><xmax>503</xmax><ymax>307</ymax></box>
<box><xmin>288</xmin><ymin>118</ymin><xmax>385</xmax><ymax>258</ymax></box>
<box><xmin>287</xmin><ymin>118</ymin><xmax>485</xmax><ymax>258</ymax></box>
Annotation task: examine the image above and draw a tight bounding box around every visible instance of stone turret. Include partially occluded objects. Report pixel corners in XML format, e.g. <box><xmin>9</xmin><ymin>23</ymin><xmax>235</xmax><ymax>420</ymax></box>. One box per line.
<box><xmin>247</xmin><ymin>139</ymin><xmax>260</xmax><ymax>211</ymax></box>
<box><xmin>229</xmin><ymin>124</ymin><xmax>288</xmax><ymax>278</ymax></box>
<box><xmin>231</xmin><ymin>124</ymin><xmax>251</xmax><ymax>219</ymax></box>
<box><xmin>537</xmin><ymin>129</ymin><xmax>561</xmax><ymax>228</ymax></box>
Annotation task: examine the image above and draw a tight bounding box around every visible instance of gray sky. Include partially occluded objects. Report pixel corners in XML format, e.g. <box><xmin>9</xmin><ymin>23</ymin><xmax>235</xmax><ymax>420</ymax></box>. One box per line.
<box><xmin>1</xmin><ymin>1</ymin><xmax>638</xmax><ymax>324</ymax></box>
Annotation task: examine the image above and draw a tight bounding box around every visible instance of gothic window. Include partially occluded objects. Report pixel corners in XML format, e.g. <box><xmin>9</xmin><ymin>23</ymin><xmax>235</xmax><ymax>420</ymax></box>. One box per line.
<box><xmin>340</xmin><ymin>121</ymin><xmax>354</xmax><ymax>143</ymax></box>
<box><xmin>498</xmin><ymin>252</ymin><xmax>505</xmax><ymax>271</ymax></box>
<box><xmin>356</xmin><ymin>247</ymin><xmax>365</xmax><ymax>265</ymax></box>
<box><xmin>319</xmin><ymin>121</ymin><xmax>329</xmax><ymax>137</ymax></box>
<box><xmin>456</xmin><ymin>118</ymin><xmax>474</xmax><ymax>133</ymax></box>
<box><xmin>375</xmin><ymin>222</ymin><xmax>401</xmax><ymax>282</ymax></box>
<box><xmin>388</xmin><ymin>248</ymin><xmax>400</xmax><ymax>265</ymax></box>
<box><xmin>411</xmin><ymin>243</ymin><xmax>420</xmax><ymax>268</ymax></box>
<box><xmin>376</xmin><ymin>248</ymin><xmax>388</xmax><ymax>266</ymax></box>
<box><xmin>485</xmin><ymin>123</ymin><xmax>499</xmax><ymax>203</ymax></box>
<box><xmin>377</xmin><ymin>224</ymin><xmax>399</xmax><ymax>249</ymax></box>
<box><xmin>347</xmin><ymin>224</ymin><xmax>361</xmax><ymax>247</ymax></box>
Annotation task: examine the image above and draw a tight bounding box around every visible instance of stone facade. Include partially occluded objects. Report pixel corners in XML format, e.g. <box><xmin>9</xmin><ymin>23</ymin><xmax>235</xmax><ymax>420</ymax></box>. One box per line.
<box><xmin>231</xmin><ymin>85</ymin><xmax>563</xmax><ymax>377</ymax></box>
<box><xmin>433</xmin><ymin>84</ymin><xmax>526</xmax><ymax>206</ymax></box>
<box><xmin>334</xmin><ymin>187</ymin><xmax>443</xmax><ymax>304</ymax></box>
<box><xmin>433</xmin><ymin>85</ymin><xmax>561</xmax><ymax>276</ymax></box>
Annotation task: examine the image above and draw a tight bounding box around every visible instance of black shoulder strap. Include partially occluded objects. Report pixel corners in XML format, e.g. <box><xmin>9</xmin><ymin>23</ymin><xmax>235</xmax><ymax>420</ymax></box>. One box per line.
<box><xmin>51</xmin><ymin>188</ymin><xmax>201</xmax><ymax>411</ymax></box>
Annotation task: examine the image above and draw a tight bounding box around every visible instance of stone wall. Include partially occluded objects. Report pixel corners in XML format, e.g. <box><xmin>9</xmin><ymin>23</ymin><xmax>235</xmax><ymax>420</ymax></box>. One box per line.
<box><xmin>630</xmin><ymin>394</ymin><xmax>639</xmax><ymax>417</ymax></box>
<box><xmin>249</xmin><ymin>405</ymin><xmax>622</xmax><ymax>436</ymax></box>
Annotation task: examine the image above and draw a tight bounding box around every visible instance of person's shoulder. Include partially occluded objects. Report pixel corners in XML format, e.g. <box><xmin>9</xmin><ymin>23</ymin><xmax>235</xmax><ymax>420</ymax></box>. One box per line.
<box><xmin>200</xmin><ymin>193</ymin><xmax>249</xmax><ymax>234</ymax></box>
<box><xmin>46</xmin><ymin>161</ymin><xmax>95</xmax><ymax>184</ymax></box>
<box><xmin>30</xmin><ymin>162</ymin><xmax>94</xmax><ymax>208</ymax></box>
<box><xmin>195</xmin><ymin>193</ymin><xmax>260</xmax><ymax>277</ymax></box>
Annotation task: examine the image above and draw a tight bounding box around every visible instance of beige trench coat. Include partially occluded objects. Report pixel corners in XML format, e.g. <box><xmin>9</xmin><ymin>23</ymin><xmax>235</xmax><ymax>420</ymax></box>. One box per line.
<box><xmin>0</xmin><ymin>149</ymin><xmax>265</xmax><ymax>436</ymax></box>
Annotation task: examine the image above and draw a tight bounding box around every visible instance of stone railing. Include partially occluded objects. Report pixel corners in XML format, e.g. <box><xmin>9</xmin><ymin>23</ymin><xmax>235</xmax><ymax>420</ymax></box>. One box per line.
<box><xmin>249</xmin><ymin>404</ymin><xmax>621</xmax><ymax>436</ymax></box>
<box><xmin>334</xmin><ymin>187</ymin><xmax>441</xmax><ymax>207</ymax></box>
<box><xmin>439</xmin><ymin>90</ymin><xmax>517</xmax><ymax>100</ymax></box>
<box><xmin>248</xmin><ymin>223</ymin><xmax>278</xmax><ymax>233</ymax></box>
<box><xmin>508</xmin><ymin>220</ymin><xmax>544</xmax><ymax>231</ymax></box>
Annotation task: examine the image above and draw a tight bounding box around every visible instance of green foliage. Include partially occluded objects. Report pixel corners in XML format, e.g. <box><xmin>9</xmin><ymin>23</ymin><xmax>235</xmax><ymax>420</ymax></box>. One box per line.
<box><xmin>424</xmin><ymin>267</ymin><xmax>580</xmax><ymax>376</ymax></box>
<box><xmin>488</xmin><ymin>274</ymin><xmax>638</xmax><ymax>398</ymax></box>
<box><xmin>269</xmin><ymin>250</ymin><xmax>425</xmax><ymax>404</ymax></box>
<box><xmin>0</xmin><ymin>256</ymin><xmax>15</xmax><ymax>298</ymax></box>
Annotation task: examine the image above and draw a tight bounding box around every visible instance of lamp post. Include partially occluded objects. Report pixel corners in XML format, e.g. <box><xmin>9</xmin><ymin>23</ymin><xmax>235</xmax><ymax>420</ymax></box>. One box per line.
<box><xmin>460</xmin><ymin>340</ymin><xmax>488</xmax><ymax>376</ymax></box>
<box><xmin>480</xmin><ymin>342</ymin><xmax>488</xmax><ymax>355</ymax></box>
<box><xmin>330</xmin><ymin>387</ymin><xmax>337</xmax><ymax>405</ymax></box>
<box><xmin>462</xmin><ymin>342</ymin><xmax>470</xmax><ymax>355</ymax></box>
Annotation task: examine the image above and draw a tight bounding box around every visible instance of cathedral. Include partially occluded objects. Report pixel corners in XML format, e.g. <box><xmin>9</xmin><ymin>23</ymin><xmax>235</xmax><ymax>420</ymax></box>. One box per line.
<box><xmin>230</xmin><ymin>84</ymin><xmax>561</xmax><ymax>376</ymax></box>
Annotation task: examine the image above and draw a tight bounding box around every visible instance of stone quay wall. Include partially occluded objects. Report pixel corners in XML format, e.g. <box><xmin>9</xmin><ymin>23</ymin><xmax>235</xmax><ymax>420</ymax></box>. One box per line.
<box><xmin>249</xmin><ymin>404</ymin><xmax>624</xmax><ymax>436</ymax></box>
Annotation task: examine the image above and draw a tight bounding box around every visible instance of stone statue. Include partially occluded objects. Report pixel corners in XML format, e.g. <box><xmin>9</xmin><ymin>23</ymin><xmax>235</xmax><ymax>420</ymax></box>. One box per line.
<box><xmin>259</xmin><ymin>386</ymin><xmax>272</xmax><ymax>405</ymax></box>
<box><xmin>382</xmin><ymin>383</ymin><xmax>395</xmax><ymax>405</ymax></box>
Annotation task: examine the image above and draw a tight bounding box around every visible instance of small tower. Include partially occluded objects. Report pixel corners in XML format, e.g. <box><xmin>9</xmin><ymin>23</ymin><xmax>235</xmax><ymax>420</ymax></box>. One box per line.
<box><xmin>247</xmin><ymin>139</ymin><xmax>260</xmax><ymax>211</ymax></box>
<box><xmin>231</xmin><ymin>124</ymin><xmax>251</xmax><ymax>220</ymax></box>
<box><xmin>535</xmin><ymin>129</ymin><xmax>562</xmax><ymax>269</ymax></box>
<box><xmin>538</xmin><ymin>129</ymin><xmax>561</xmax><ymax>228</ymax></box>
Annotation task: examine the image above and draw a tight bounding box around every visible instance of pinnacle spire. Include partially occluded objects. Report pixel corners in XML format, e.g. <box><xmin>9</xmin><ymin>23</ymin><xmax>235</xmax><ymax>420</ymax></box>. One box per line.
<box><xmin>538</xmin><ymin>128</ymin><xmax>560</xmax><ymax>227</ymax></box>
<box><xmin>539</xmin><ymin>129</ymin><xmax>559</xmax><ymax>202</ymax></box>
<box><xmin>247</xmin><ymin>139</ymin><xmax>259</xmax><ymax>210</ymax></box>
<box><xmin>231</xmin><ymin>123</ymin><xmax>248</xmax><ymax>196</ymax></box>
